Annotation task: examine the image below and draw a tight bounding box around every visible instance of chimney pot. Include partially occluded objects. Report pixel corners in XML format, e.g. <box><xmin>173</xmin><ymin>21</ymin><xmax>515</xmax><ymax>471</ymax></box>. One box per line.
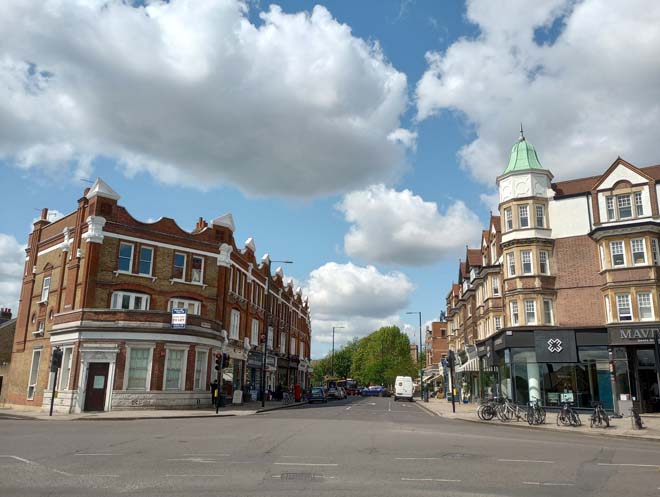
<box><xmin>41</xmin><ymin>208</ymin><xmax>49</xmax><ymax>220</ymax></box>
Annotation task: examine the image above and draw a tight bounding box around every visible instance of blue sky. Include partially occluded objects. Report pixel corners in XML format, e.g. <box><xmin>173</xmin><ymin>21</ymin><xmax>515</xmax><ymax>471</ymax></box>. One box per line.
<box><xmin>1</xmin><ymin>0</ymin><xmax>659</xmax><ymax>358</ymax></box>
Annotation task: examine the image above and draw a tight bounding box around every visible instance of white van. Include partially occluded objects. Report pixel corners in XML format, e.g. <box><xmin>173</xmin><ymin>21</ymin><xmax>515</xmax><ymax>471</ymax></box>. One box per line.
<box><xmin>394</xmin><ymin>376</ymin><xmax>414</xmax><ymax>402</ymax></box>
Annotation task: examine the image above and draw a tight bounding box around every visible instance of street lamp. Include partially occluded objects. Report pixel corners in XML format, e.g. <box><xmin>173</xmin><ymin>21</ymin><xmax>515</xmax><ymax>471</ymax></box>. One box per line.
<box><xmin>261</xmin><ymin>259</ymin><xmax>293</xmax><ymax>408</ymax></box>
<box><xmin>406</xmin><ymin>311</ymin><xmax>424</xmax><ymax>402</ymax></box>
<box><xmin>331</xmin><ymin>326</ymin><xmax>345</xmax><ymax>378</ymax></box>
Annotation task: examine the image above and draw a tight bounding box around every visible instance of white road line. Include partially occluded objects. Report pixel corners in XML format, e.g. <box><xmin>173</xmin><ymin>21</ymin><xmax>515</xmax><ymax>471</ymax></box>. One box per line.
<box><xmin>388</xmin><ymin>401</ymin><xmax>392</xmax><ymax>412</ymax></box>
<box><xmin>0</xmin><ymin>455</ymin><xmax>36</xmax><ymax>464</ymax></box>
<box><xmin>396</xmin><ymin>457</ymin><xmax>443</xmax><ymax>461</ymax></box>
<box><xmin>597</xmin><ymin>463</ymin><xmax>660</xmax><ymax>468</ymax></box>
<box><xmin>87</xmin><ymin>475</ymin><xmax>120</xmax><ymax>478</ymax></box>
<box><xmin>401</xmin><ymin>478</ymin><xmax>461</xmax><ymax>482</ymax></box>
<box><xmin>165</xmin><ymin>474</ymin><xmax>224</xmax><ymax>477</ymax></box>
<box><xmin>74</xmin><ymin>453</ymin><xmax>118</xmax><ymax>456</ymax></box>
<box><xmin>346</xmin><ymin>406</ymin><xmax>352</xmax><ymax>410</ymax></box>
<box><xmin>50</xmin><ymin>469</ymin><xmax>75</xmax><ymax>476</ymax></box>
<box><xmin>167</xmin><ymin>458</ymin><xmax>216</xmax><ymax>463</ymax></box>
<box><xmin>274</xmin><ymin>463</ymin><xmax>339</xmax><ymax>467</ymax></box>
<box><xmin>183</xmin><ymin>453</ymin><xmax>230</xmax><ymax>457</ymax></box>
<box><xmin>498</xmin><ymin>459</ymin><xmax>555</xmax><ymax>464</ymax></box>
<box><xmin>523</xmin><ymin>482</ymin><xmax>574</xmax><ymax>486</ymax></box>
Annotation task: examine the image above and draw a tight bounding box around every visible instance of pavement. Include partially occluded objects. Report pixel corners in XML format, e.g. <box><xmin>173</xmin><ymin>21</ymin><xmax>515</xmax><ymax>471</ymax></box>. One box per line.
<box><xmin>1</xmin><ymin>396</ymin><xmax>659</xmax><ymax>497</ymax></box>
<box><xmin>0</xmin><ymin>399</ymin><xmax>308</xmax><ymax>421</ymax></box>
<box><xmin>420</xmin><ymin>397</ymin><xmax>660</xmax><ymax>440</ymax></box>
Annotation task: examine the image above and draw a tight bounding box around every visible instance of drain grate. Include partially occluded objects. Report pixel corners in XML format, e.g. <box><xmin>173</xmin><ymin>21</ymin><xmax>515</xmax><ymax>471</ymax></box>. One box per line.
<box><xmin>281</xmin><ymin>473</ymin><xmax>317</xmax><ymax>481</ymax></box>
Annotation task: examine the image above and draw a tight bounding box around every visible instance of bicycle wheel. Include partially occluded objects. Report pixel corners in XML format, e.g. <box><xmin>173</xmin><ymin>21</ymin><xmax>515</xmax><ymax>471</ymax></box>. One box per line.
<box><xmin>570</xmin><ymin>411</ymin><xmax>581</xmax><ymax>426</ymax></box>
<box><xmin>482</xmin><ymin>405</ymin><xmax>495</xmax><ymax>421</ymax></box>
<box><xmin>602</xmin><ymin>411</ymin><xmax>610</xmax><ymax>428</ymax></box>
<box><xmin>590</xmin><ymin>412</ymin><xmax>597</xmax><ymax>428</ymax></box>
<box><xmin>556</xmin><ymin>412</ymin><xmax>563</xmax><ymax>426</ymax></box>
<box><xmin>539</xmin><ymin>407</ymin><xmax>546</xmax><ymax>424</ymax></box>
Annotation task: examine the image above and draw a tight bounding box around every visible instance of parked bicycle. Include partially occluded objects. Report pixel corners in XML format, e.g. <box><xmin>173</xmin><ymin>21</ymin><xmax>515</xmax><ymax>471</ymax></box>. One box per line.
<box><xmin>630</xmin><ymin>407</ymin><xmax>644</xmax><ymax>430</ymax></box>
<box><xmin>556</xmin><ymin>402</ymin><xmax>581</xmax><ymax>427</ymax></box>
<box><xmin>527</xmin><ymin>400</ymin><xmax>546</xmax><ymax>425</ymax></box>
<box><xmin>589</xmin><ymin>402</ymin><xmax>609</xmax><ymax>428</ymax></box>
<box><xmin>476</xmin><ymin>398</ymin><xmax>497</xmax><ymax>421</ymax></box>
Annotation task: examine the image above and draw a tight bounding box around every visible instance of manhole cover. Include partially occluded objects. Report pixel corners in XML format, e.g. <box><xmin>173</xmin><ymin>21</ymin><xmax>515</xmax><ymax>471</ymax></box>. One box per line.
<box><xmin>281</xmin><ymin>473</ymin><xmax>317</xmax><ymax>481</ymax></box>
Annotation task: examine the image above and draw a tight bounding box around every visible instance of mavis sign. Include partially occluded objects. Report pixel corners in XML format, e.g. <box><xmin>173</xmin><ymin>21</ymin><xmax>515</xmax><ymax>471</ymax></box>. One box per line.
<box><xmin>608</xmin><ymin>325</ymin><xmax>660</xmax><ymax>345</ymax></box>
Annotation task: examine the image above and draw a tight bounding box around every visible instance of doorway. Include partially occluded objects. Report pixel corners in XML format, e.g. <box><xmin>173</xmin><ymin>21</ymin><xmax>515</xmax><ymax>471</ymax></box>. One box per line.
<box><xmin>84</xmin><ymin>363</ymin><xmax>109</xmax><ymax>412</ymax></box>
<box><xmin>635</xmin><ymin>349</ymin><xmax>660</xmax><ymax>413</ymax></box>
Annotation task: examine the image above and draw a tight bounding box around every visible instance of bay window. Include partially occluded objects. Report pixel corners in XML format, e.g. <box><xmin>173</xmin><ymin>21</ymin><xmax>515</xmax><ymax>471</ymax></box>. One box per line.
<box><xmin>606</xmin><ymin>196</ymin><xmax>615</xmax><ymax>221</ymax></box>
<box><xmin>505</xmin><ymin>208</ymin><xmax>513</xmax><ymax>231</ymax></box>
<box><xmin>616</xmin><ymin>294</ymin><xmax>632</xmax><ymax>321</ymax></box>
<box><xmin>535</xmin><ymin>205</ymin><xmax>545</xmax><ymax>228</ymax></box>
<box><xmin>635</xmin><ymin>191</ymin><xmax>643</xmax><ymax>216</ymax></box>
<box><xmin>507</xmin><ymin>252</ymin><xmax>516</xmax><ymax>277</ymax></box>
<box><xmin>543</xmin><ymin>299</ymin><xmax>554</xmax><ymax>325</ymax></box>
<box><xmin>617</xmin><ymin>195</ymin><xmax>632</xmax><ymax>219</ymax></box>
<box><xmin>519</xmin><ymin>205</ymin><xmax>529</xmax><ymax>228</ymax></box>
<box><xmin>637</xmin><ymin>292</ymin><xmax>653</xmax><ymax>320</ymax></box>
<box><xmin>539</xmin><ymin>250</ymin><xmax>549</xmax><ymax>275</ymax></box>
<box><xmin>610</xmin><ymin>241</ymin><xmax>625</xmax><ymax>267</ymax></box>
<box><xmin>510</xmin><ymin>301</ymin><xmax>519</xmax><ymax>326</ymax></box>
<box><xmin>524</xmin><ymin>299</ymin><xmax>536</xmax><ymax>325</ymax></box>
<box><xmin>631</xmin><ymin>238</ymin><xmax>646</xmax><ymax>265</ymax></box>
<box><xmin>521</xmin><ymin>251</ymin><xmax>532</xmax><ymax>274</ymax></box>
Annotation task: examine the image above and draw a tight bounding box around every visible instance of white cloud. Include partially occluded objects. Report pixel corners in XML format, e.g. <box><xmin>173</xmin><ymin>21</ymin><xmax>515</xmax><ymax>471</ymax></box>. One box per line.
<box><xmin>337</xmin><ymin>184</ymin><xmax>483</xmax><ymax>266</ymax></box>
<box><xmin>0</xmin><ymin>0</ymin><xmax>410</xmax><ymax>197</ymax></box>
<box><xmin>479</xmin><ymin>191</ymin><xmax>499</xmax><ymax>213</ymax></box>
<box><xmin>415</xmin><ymin>0</ymin><xmax>660</xmax><ymax>184</ymax></box>
<box><xmin>304</xmin><ymin>261</ymin><xmax>414</xmax><ymax>357</ymax></box>
<box><xmin>0</xmin><ymin>234</ymin><xmax>25</xmax><ymax>312</ymax></box>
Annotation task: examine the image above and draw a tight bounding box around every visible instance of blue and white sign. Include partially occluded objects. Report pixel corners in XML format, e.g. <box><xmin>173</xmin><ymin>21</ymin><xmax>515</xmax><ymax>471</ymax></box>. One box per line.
<box><xmin>171</xmin><ymin>308</ymin><xmax>187</xmax><ymax>329</ymax></box>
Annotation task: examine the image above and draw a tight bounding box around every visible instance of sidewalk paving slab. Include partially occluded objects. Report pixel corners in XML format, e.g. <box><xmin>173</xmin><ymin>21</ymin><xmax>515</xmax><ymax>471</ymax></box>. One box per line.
<box><xmin>420</xmin><ymin>398</ymin><xmax>660</xmax><ymax>441</ymax></box>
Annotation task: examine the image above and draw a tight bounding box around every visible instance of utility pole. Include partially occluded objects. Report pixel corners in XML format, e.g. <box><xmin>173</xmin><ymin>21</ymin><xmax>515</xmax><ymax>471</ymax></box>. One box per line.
<box><xmin>406</xmin><ymin>311</ymin><xmax>424</xmax><ymax>401</ymax></box>
<box><xmin>331</xmin><ymin>326</ymin><xmax>344</xmax><ymax>378</ymax></box>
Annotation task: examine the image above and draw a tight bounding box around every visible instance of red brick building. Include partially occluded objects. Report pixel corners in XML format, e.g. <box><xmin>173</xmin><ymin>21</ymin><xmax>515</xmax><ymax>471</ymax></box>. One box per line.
<box><xmin>425</xmin><ymin>321</ymin><xmax>448</xmax><ymax>368</ymax></box>
<box><xmin>5</xmin><ymin>179</ymin><xmax>311</xmax><ymax>413</ymax></box>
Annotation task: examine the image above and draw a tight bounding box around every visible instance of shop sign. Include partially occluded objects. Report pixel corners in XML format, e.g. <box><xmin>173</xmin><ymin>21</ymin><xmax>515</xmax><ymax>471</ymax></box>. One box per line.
<box><xmin>465</xmin><ymin>344</ymin><xmax>478</xmax><ymax>360</ymax></box>
<box><xmin>534</xmin><ymin>330</ymin><xmax>577</xmax><ymax>363</ymax></box>
<box><xmin>608</xmin><ymin>325</ymin><xmax>660</xmax><ymax>345</ymax></box>
<box><xmin>247</xmin><ymin>352</ymin><xmax>263</xmax><ymax>368</ymax></box>
<box><xmin>171</xmin><ymin>308</ymin><xmax>187</xmax><ymax>329</ymax></box>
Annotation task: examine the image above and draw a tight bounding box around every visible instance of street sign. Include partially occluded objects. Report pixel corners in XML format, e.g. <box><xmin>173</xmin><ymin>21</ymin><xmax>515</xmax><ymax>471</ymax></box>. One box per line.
<box><xmin>171</xmin><ymin>308</ymin><xmax>187</xmax><ymax>329</ymax></box>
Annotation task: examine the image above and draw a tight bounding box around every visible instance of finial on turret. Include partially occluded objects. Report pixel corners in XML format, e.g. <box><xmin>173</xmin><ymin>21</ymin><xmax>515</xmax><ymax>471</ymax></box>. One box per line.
<box><xmin>519</xmin><ymin>123</ymin><xmax>525</xmax><ymax>142</ymax></box>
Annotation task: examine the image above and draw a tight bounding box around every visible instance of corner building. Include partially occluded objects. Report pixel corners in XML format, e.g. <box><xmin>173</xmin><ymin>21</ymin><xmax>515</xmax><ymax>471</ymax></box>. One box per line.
<box><xmin>445</xmin><ymin>131</ymin><xmax>660</xmax><ymax>414</ymax></box>
<box><xmin>5</xmin><ymin>179</ymin><xmax>312</xmax><ymax>413</ymax></box>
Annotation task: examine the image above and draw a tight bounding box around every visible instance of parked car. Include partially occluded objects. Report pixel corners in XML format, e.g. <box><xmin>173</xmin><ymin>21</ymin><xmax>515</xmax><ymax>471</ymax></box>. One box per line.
<box><xmin>309</xmin><ymin>387</ymin><xmax>328</xmax><ymax>403</ymax></box>
<box><xmin>362</xmin><ymin>385</ymin><xmax>386</xmax><ymax>397</ymax></box>
<box><xmin>394</xmin><ymin>376</ymin><xmax>414</xmax><ymax>402</ymax></box>
<box><xmin>327</xmin><ymin>386</ymin><xmax>340</xmax><ymax>399</ymax></box>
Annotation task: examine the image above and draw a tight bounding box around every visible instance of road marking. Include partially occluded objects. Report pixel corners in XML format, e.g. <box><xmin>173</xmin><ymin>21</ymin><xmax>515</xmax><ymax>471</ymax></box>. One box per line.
<box><xmin>388</xmin><ymin>401</ymin><xmax>392</xmax><ymax>412</ymax></box>
<box><xmin>597</xmin><ymin>463</ymin><xmax>660</xmax><ymax>468</ymax></box>
<box><xmin>74</xmin><ymin>453</ymin><xmax>118</xmax><ymax>456</ymax></box>
<box><xmin>274</xmin><ymin>463</ymin><xmax>339</xmax><ymax>467</ymax></box>
<box><xmin>168</xmin><ymin>458</ymin><xmax>216</xmax><ymax>463</ymax></box>
<box><xmin>183</xmin><ymin>453</ymin><xmax>230</xmax><ymax>457</ymax></box>
<box><xmin>346</xmin><ymin>406</ymin><xmax>352</xmax><ymax>410</ymax></box>
<box><xmin>87</xmin><ymin>474</ymin><xmax>120</xmax><ymax>478</ymax></box>
<box><xmin>0</xmin><ymin>455</ymin><xmax>36</xmax><ymax>464</ymax></box>
<box><xmin>165</xmin><ymin>474</ymin><xmax>225</xmax><ymax>477</ymax></box>
<box><xmin>498</xmin><ymin>459</ymin><xmax>555</xmax><ymax>464</ymax></box>
<box><xmin>523</xmin><ymin>482</ymin><xmax>574</xmax><ymax>486</ymax></box>
<box><xmin>401</xmin><ymin>478</ymin><xmax>461</xmax><ymax>482</ymax></box>
<box><xmin>396</xmin><ymin>457</ymin><xmax>443</xmax><ymax>461</ymax></box>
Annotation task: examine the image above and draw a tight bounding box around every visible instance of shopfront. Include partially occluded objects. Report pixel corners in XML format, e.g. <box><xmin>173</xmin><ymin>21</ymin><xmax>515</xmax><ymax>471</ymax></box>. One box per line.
<box><xmin>608</xmin><ymin>325</ymin><xmax>660</xmax><ymax>414</ymax></box>
<box><xmin>247</xmin><ymin>351</ymin><xmax>263</xmax><ymax>401</ymax></box>
<box><xmin>477</xmin><ymin>328</ymin><xmax>612</xmax><ymax>410</ymax></box>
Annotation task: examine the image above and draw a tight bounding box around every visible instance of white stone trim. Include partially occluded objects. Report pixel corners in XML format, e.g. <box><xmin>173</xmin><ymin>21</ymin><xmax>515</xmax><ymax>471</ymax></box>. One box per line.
<box><xmin>75</xmin><ymin>345</ymin><xmax>119</xmax><ymax>413</ymax></box>
<box><xmin>51</xmin><ymin>331</ymin><xmax>225</xmax><ymax>348</ymax></box>
<box><xmin>82</xmin><ymin>216</ymin><xmax>107</xmax><ymax>244</ymax></box>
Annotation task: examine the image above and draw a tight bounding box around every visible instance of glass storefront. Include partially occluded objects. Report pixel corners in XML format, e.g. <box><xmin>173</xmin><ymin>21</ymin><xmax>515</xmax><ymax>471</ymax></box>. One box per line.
<box><xmin>611</xmin><ymin>346</ymin><xmax>660</xmax><ymax>413</ymax></box>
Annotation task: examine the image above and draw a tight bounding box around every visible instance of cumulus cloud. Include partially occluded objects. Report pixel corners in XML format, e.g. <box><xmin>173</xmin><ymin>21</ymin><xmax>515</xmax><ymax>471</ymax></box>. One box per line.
<box><xmin>337</xmin><ymin>185</ymin><xmax>483</xmax><ymax>265</ymax></box>
<box><xmin>415</xmin><ymin>0</ymin><xmax>660</xmax><ymax>184</ymax></box>
<box><xmin>304</xmin><ymin>261</ymin><xmax>414</xmax><ymax>356</ymax></box>
<box><xmin>0</xmin><ymin>234</ymin><xmax>25</xmax><ymax>311</ymax></box>
<box><xmin>0</xmin><ymin>0</ymin><xmax>410</xmax><ymax>197</ymax></box>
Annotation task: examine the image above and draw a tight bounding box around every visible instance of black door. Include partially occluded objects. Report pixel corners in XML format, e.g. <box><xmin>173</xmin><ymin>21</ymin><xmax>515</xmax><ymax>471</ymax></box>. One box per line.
<box><xmin>84</xmin><ymin>363</ymin><xmax>109</xmax><ymax>412</ymax></box>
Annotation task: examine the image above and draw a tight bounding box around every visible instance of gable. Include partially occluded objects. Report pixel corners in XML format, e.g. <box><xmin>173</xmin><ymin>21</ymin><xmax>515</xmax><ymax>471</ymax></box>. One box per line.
<box><xmin>596</xmin><ymin>160</ymin><xmax>651</xmax><ymax>191</ymax></box>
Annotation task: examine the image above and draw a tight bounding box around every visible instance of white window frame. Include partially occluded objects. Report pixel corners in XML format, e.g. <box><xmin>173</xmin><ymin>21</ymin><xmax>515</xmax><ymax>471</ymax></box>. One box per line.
<box><xmin>521</xmin><ymin>250</ymin><xmax>533</xmax><ymax>275</ymax></box>
<box><xmin>535</xmin><ymin>204</ymin><xmax>545</xmax><ymax>228</ymax></box>
<box><xmin>606</xmin><ymin>196</ymin><xmax>615</xmax><ymax>221</ymax></box>
<box><xmin>111</xmin><ymin>291</ymin><xmax>150</xmax><ymax>311</ymax></box>
<box><xmin>616</xmin><ymin>294</ymin><xmax>632</xmax><ymax>321</ymax></box>
<box><xmin>58</xmin><ymin>346</ymin><xmax>73</xmax><ymax>391</ymax></box>
<box><xmin>124</xmin><ymin>346</ymin><xmax>154</xmax><ymax>390</ymax></box>
<box><xmin>27</xmin><ymin>349</ymin><xmax>42</xmax><ymax>400</ymax></box>
<box><xmin>543</xmin><ymin>299</ymin><xmax>554</xmax><ymax>325</ymax></box>
<box><xmin>510</xmin><ymin>301</ymin><xmax>519</xmax><ymax>326</ymax></box>
<box><xmin>637</xmin><ymin>292</ymin><xmax>654</xmax><ymax>321</ymax></box>
<box><xmin>279</xmin><ymin>332</ymin><xmax>287</xmax><ymax>354</ymax></box>
<box><xmin>194</xmin><ymin>349</ymin><xmax>208</xmax><ymax>390</ymax></box>
<box><xmin>635</xmin><ymin>191</ymin><xmax>644</xmax><ymax>216</ymax></box>
<box><xmin>539</xmin><ymin>250</ymin><xmax>549</xmax><ymax>275</ymax></box>
<box><xmin>168</xmin><ymin>298</ymin><xmax>201</xmax><ymax>315</ymax></box>
<box><xmin>599</xmin><ymin>244</ymin><xmax>606</xmax><ymax>270</ymax></box>
<box><xmin>492</xmin><ymin>276</ymin><xmax>499</xmax><ymax>296</ymax></box>
<box><xmin>494</xmin><ymin>316</ymin><xmax>502</xmax><ymax>330</ymax></box>
<box><xmin>631</xmin><ymin>238</ymin><xmax>646</xmax><ymax>266</ymax></box>
<box><xmin>230</xmin><ymin>309</ymin><xmax>240</xmax><ymax>340</ymax></box>
<box><xmin>604</xmin><ymin>296</ymin><xmax>612</xmax><ymax>322</ymax></box>
<box><xmin>173</xmin><ymin>252</ymin><xmax>187</xmax><ymax>281</ymax></box>
<box><xmin>163</xmin><ymin>347</ymin><xmax>188</xmax><ymax>391</ymax></box>
<box><xmin>652</xmin><ymin>239</ymin><xmax>660</xmax><ymax>266</ymax></box>
<box><xmin>267</xmin><ymin>326</ymin><xmax>274</xmax><ymax>349</ymax></box>
<box><xmin>617</xmin><ymin>194</ymin><xmax>632</xmax><ymax>219</ymax></box>
<box><xmin>138</xmin><ymin>246</ymin><xmax>154</xmax><ymax>276</ymax></box>
<box><xmin>40</xmin><ymin>276</ymin><xmax>51</xmax><ymax>303</ymax></box>
<box><xmin>507</xmin><ymin>252</ymin><xmax>516</xmax><ymax>277</ymax></box>
<box><xmin>191</xmin><ymin>255</ymin><xmax>204</xmax><ymax>284</ymax></box>
<box><xmin>290</xmin><ymin>337</ymin><xmax>296</xmax><ymax>356</ymax></box>
<box><xmin>524</xmin><ymin>299</ymin><xmax>536</xmax><ymax>325</ymax></box>
<box><xmin>518</xmin><ymin>205</ymin><xmax>529</xmax><ymax>228</ymax></box>
<box><xmin>118</xmin><ymin>242</ymin><xmax>134</xmax><ymax>273</ymax></box>
<box><xmin>610</xmin><ymin>241</ymin><xmax>625</xmax><ymax>267</ymax></box>
<box><xmin>251</xmin><ymin>319</ymin><xmax>259</xmax><ymax>347</ymax></box>
<box><xmin>505</xmin><ymin>208</ymin><xmax>513</xmax><ymax>231</ymax></box>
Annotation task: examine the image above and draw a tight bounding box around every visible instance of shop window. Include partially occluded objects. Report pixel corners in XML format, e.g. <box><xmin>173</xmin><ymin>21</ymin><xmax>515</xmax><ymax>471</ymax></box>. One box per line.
<box><xmin>168</xmin><ymin>298</ymin><xmax>201</xmax><ymax>315</ymax></box>
<box><xmin>164</xmin><ymin>349</ymin><xmax>186</xmax><ymax>390</ymax></box>
<box><xmin>191</xmin><ymin>256</ymin><xmax>204</xmax><ymax>284</ymax></box>
<box><xmin>635</xmin><ymin>191</ymin><xmax>644</xmax><ymax>216</ymax></box>
<box><xmin>617</xmin><ymin>194</ymin><xmax>633</xmax><ymax>219</ymax></box>
<box><xmin>606</xmin><ymin>196</ymin><xmax>615</xmax><ymax>220</ymax></box>
<box><xmin>536</xmin><ymin>205</ymin><xmax>545</xmax><ymax>228</ymax></box>
<box><xmin>126</xmin><ymin>347</ymin><xmax>151</xmax><ymax>389</ymax></box>
<box><xmin>507</xmin><ymin>252</ymin><xmax>516</xmax><ymax>277</ymax></box>
<box><xmin>543</xmin><ymin>299</ymin><xmax>554</xmax><ymax>325</ymax></box>
<box><xmin>111</xmin><ymin>291</ymin><xmax>150</xmax><ymax>311</ymax></box>
<box><xmin>118</xmin><ymin>242</ymin><xmax>134</xmax><ymax>272</ymax></box>
<box><xmin>251</xmin><ymin>319</ymin><xmax>259</xmax><ymax>346</ymax></box>
<box><xmin>616</xmin><ymin>294</ymin><xmax>632</xmax><ymax>321</ymax></box>
<box><xmin>510</xmin><ymin>301</ymin><xmax>519</xmax><ymax>326</ymax></box>
<box><xmin>539</xmin><ymin>251</ymin><xmax>549</xmax><ymax>275</ymax></box>
<box><xmin>173</xmin><ymin>252</ymin><xmax>186</xmax><ymax>280</ymax></box>
<box><xmin>505</xmin><ymin>208</ymin><xmax>513</xmax><ymax>231</ymax></box>
<box><xmin>40</xmin><ymin>276</ymin><xmax>51</xmax><ymax>303</ymax></box>
<box><xmin>631</xmin><ymin>238</ymin><xmax>646</xmax><ymax>265</ymax></box>
<box><xmin>27</xmin><ymin>349</ymin><xmax>42</xmax><ymax>400</ymax></box>
<box><xmin>58</xmin><ymin>347</ymin><xmax>73</xmax><ymax>391</ymax></box>
<box><xmin>610</xmin><ymin>241</ymin><xmax>625</xmax><ymax>267</ymax></box>
<box><xmin>138</xmin><ymin>246</ymin><xmax>153</xmax><ymax>276</ymax></box>
<box><xmin>524</xmin><ymin>299</ymin><xmax>536</xmax><ymax>325</ymax></box>
<box><xmin>521</xmin><ymin>251</ymin><xmax>533</xmax><ymax>274</ymax></box>
<box><xmin>194</xmin><ymin>350</ymin><xmax>208</xmax><ymax>390</ymax></box>
<box><xmin>230</xmin><ymin>309</ymin><xmax>240</xmax><ymax>340</ymax></box>
<box><xmin>518</xmin><ymin>205</ymin><xmax>529</xmax><ymax>228</ymax></box>
<box><xmin>637</xmin><ymin>292</ymin><xmax>653</xmax><ymax>320</ymax></box>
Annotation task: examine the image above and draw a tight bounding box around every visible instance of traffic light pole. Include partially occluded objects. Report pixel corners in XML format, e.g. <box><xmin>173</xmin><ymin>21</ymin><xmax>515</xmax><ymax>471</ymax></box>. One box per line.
<box><xmin>49</xmin><ymin>346</ymin><xmax>62</xmax><ymax>417</ymax></box>
<box><xmin>49</xmin><ymin>367</ymin><xmax>59</xmax><ymax>417</ymax></box>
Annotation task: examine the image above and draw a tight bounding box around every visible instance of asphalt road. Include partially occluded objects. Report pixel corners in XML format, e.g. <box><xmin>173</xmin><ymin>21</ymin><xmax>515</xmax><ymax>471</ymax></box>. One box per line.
<box><xmin>1</xmin><ymin>396</ymin><xmax>659</xmax><ymax>497</ymax></box>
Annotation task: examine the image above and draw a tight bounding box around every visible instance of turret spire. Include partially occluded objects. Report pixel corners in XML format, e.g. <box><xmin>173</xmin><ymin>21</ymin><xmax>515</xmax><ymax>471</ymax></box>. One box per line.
<box><xmin>519</xmin><ymin>123</ymin><xmax>525</xmax><ymax>142</ymax></box>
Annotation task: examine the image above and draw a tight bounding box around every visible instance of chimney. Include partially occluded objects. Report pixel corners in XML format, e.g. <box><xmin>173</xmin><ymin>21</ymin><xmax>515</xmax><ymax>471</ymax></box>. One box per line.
<box><xmin>0</xmin><ymin>308</ymin><xmax>11</xmax><ymax>323</ymax></box>
<box><xmin>83</xmin><ymin>187</ymin><xmax>91</xmax><ymax>197</ymax></box>
<box><xmin>195</xmin><ymin>217</ymin><xmax>208</xmax><ymax>231</ymax></box>
<box><xmin>41</xmin><ymin>208</ymin><xmax>49</xmax><ymax>220</ymax></box>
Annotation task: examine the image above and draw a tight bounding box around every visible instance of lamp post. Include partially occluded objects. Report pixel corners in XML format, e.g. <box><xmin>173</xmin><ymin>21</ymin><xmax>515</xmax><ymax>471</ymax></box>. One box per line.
<box><xmin>331</xmin><ymin>326</ymin><xmax>345</xmax><ymax>378</ymax></box>
<box><xmin>261</xmin><ymin>259</ymin><xmax>293</xmax><ymax>408</ymax></box>
<box><xmin>406</xmin><ymin>311</ymin><xmax>424</xmax><ymax>402</ymax></box>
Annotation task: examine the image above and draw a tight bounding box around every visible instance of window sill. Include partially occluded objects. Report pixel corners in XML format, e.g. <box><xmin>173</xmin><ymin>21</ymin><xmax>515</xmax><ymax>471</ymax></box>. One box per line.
<box><xmin>37</xmin><ymin>300</ymin><xmax>48</xmax><ymax>305</ymax></box>
<box><xmin>32</xmin><ymin>331</ymin><xmax>44</xmax><ymax>337</ymax></box>
<box><xmin>114</xmin><ymin>271</ymin><xmax>157</xmax><ymax>282</ymax></box>
<box><xmin>169</xmin><ymin>279</ymin><xmax>207</xmax><ymax>289</ymax></box>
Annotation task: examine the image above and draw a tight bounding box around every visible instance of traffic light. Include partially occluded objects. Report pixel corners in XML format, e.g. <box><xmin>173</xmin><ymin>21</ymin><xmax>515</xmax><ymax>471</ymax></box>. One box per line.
<box><xmin>50</xmin><ymin>347</ymin><xmax>63</xmax><ymax>372</ymax></box>
<box><xmin>215</xmin><ymin>352</ymin><xmax>222</xmax><ymax>371</ymax></box>
<box><xmin>222</xmin><ymin>353</ymin><xmax>230</xmax><ymax>369</ymax></box>
<box><xmin>447</xmin><ymin>350</ymin><xmax>455</xmax><ymax>369</ymax></box>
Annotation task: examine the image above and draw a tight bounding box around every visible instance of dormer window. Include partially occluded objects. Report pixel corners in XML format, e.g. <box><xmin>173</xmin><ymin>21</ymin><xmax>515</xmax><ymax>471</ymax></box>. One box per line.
<box><xmin>635</xmin><ymin>192</ymin><xmax>644</xmax><ymax>216</ymax></box>
<box><xmin>617</xmin><ymin>195</ymin><xmax>632</xmax><ymax>219</ymax></box>
<box><xmin>606</xmin><ymin>196</ymin><xmax>615</xmax><ymax>220</ymax></box>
